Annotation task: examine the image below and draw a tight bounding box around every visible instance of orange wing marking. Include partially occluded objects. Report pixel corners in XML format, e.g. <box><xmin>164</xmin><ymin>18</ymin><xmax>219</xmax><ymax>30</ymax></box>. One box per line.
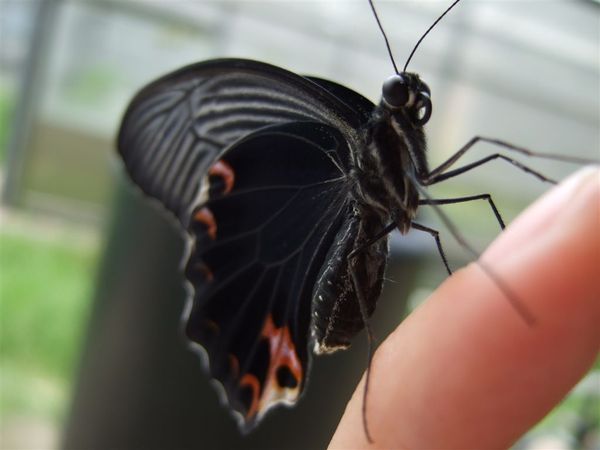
<box><xmin>192</xmin><ymin>262</ymin><xmax>214</xmax><ymax>282</ymax></box>
<box><xmin>203</xmin><ymin>319</ymin><xmax>220</xmax><ymax>335</ymax></box>
<box><xmin>243</xmin><ymin>314</ymin><xmax>303</xmax><ymax>420</ymax></box>
<box><xmin>229</xmin><ymin>354</ymin><xmax>240</xmax><ymax>379</ymax></box>
<box><xmin>193</xmin><ymin>207</ymin><xmax>217</xmax><ymax>240</ymax></box>
<box><xmin>209</xmin><ymin>160</ymin><xmax>235</xmax><ymax>194</ymax></box>
<box><xmin>239</xmin><ymin>373</ymin><xmax>261</xmax><ymax>419</ymax></box>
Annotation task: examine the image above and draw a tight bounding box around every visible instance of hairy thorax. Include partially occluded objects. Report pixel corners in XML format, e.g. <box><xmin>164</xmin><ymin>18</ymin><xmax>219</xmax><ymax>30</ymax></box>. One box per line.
<box><xmin>351</xmin><ymin>107</ymin><xmax>422</xmax><ymax>234</ymax></box>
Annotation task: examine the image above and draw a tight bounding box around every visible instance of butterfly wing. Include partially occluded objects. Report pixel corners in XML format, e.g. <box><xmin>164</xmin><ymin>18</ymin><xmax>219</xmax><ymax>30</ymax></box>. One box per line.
<box><xmin>117</xmin><ymin>59</ymin><xmax>379</xmax><ymax>429</ymax></box>
<box><xmin>117</xmin><ymin>59</ymin><xmax>372</xmax><ymax>225</ymax></box>
<box><xmin>304</xmin><ymin>76</ymin><xmax>374</xmax><ymax>124</ymax></box>
<box><xmin>184</xmin><ymin>121</ymin><xmax>356</xmax><ymax>428</ymax></box>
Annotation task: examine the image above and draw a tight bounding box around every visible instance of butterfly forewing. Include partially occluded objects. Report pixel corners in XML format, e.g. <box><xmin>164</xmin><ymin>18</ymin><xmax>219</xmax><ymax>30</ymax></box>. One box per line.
<box><xmin>117</xmin><ymin>59</ymin><xmax>372</xmax><ymax>224</ymax></box>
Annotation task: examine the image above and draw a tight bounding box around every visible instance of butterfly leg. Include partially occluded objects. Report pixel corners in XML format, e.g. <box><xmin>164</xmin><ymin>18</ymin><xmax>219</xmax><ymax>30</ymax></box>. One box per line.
<box><xmin>412</xmin><ymin>184</ymin><xmax>537</xmax><ymax>325</ymax></box>
<box><xmin>346</xmin><ymin>221</ymin><xmax>396</xmax><ymax>444</ymax></box>
<box><xmin>419</xmin><ymin>193</ymin><xmax>506</xmax><ymax>230</ymax></box>
<box><xmin>410</xmin><ymin>221</ymin><xmax>452</xmax><ymax>275</ymax></box>
<box><xmin>420</xmin><ymin>136</ymin><xmax>587</xmax><ymax>186</ymax></box>
<box><xmin>348</xmin><ymin>262</ymin><xmax>375</xmax><ymax>443</ymax></box>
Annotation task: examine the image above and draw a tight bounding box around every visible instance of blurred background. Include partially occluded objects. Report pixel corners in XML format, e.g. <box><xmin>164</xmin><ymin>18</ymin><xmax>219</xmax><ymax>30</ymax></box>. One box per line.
<box><xmin>0</xmin><ymin>0</ymin><xmax>598</xmax><ymax>449</ymax></box>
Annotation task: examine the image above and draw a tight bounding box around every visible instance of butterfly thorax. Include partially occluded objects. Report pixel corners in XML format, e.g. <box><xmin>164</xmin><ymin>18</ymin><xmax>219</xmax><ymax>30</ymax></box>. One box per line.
<box><xmin>352</xmin><ymin>104</ymin><xmax>426</xmax><ymax>234</ymax></box>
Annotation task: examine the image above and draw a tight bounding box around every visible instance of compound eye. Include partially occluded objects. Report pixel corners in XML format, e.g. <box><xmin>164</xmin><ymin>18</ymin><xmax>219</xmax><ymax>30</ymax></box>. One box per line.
<box><xmin>382</xmin><ymin>75</ymin><xmax>409</xmax><ymax>109</ymax></box>
<box><xmin>414</xmin><ymin>91</ymin><xmax>432</xmax><ymax>126</ymax></box>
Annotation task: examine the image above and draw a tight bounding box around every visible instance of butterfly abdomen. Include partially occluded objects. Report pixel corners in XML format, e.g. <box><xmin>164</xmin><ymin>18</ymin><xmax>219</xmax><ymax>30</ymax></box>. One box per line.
<box><xmin>312</xmin><ymin>213</ymin><xmax>388</xmax><ymax>354</ymax></box>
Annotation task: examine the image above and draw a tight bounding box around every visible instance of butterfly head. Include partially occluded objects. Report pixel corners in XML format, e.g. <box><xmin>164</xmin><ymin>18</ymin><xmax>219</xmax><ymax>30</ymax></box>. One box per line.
<box><xmin>381</xmin><ymin>73</ymin><xmax>432</xmax><ymax>126</ymax></box>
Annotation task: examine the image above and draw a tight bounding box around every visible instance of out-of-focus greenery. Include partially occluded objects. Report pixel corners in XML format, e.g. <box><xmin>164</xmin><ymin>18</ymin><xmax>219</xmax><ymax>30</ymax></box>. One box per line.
<box><xmin>532</xmin><ymin>383</ymin><xmax>599</xmax><ymax>432</ymax></box>
<box><xmin>0</xmin><ymin>82</ymin><xmax>15</xmax><ymax>164</ymax></box>
<box><xmin>0</xmin><ymin>226</ymin><xmax>99</xmax><ymax>421</ymax></box>
<box><xmin>65</xmin><ymin>64</ymin><xmax>120</xmax><ymax>106</ymax></box>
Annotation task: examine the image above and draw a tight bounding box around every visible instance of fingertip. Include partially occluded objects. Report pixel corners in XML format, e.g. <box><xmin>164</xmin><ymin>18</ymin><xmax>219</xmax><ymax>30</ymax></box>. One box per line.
<box><xmin>330</xmin><ymin>167</ymin><xmax>599</xmax><ymax>449</ymax></box>
<box><xmin>485</xmin><ymin>166</ymin><xmax>599</xmax><ymax>262</ymax></box>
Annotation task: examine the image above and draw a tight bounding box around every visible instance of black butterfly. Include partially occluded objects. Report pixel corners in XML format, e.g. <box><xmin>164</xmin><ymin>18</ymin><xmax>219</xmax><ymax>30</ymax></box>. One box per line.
<box><xmin>116</xmin><ymin>0</ymin><xmax>577</xmax><ymax>435</ymax></box>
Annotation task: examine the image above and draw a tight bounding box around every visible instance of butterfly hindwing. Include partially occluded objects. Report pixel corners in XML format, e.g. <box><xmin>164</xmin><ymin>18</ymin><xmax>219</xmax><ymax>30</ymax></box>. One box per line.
<box><xmin>184</xmin><ymin>121</ymin><xmax>356</xmax><ymax>427</ymax></box>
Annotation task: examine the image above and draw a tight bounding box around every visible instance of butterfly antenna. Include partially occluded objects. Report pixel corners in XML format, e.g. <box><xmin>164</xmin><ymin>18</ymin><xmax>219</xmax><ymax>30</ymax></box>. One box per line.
<box><xmin>403</xmin><ymin>0</ymin><xmax>462</xmax><ymax>72</ymax></box>
<box><xmin>411</xmin><ymin>178</ymin><xmax>537</xmax><ymax>326</ymax></box>
<box><xmin>368</xmin><ymin>0</ymin><xmax>400</xmax><ymax>74</ymax></box>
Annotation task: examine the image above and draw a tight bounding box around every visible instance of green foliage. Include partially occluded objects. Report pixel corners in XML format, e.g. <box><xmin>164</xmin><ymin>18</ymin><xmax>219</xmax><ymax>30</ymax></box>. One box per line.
<box><xmin>0</xmin><ymin>82</ymin><xmax>16</xmax><ymax>164</ymax></box>
<box><xmin>0</xmin><ymin>229</ymin><xmax>98</xmax><ymax>418</ymax></box>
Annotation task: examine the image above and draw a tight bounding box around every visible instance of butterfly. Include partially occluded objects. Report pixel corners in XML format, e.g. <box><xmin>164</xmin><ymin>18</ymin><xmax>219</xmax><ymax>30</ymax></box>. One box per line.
<box><xmin>116</xmin><ymin>0</ymin><xmax>586</xmax><ymax>436</ymax></box>
<box><xmin>117</xmin><ymin>56</ymin><xmax>401</xmax><ymax>428</ymax></box>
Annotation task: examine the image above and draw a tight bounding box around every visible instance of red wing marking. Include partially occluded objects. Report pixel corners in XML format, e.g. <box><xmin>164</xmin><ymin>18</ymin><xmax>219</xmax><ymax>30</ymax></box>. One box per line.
<box><xmin>203</xmin><ymin>319</ymin><xmax>220</xmax><ymax>335</ymax></box>
<box><xmin>261</xmin><ymin>315</ymin><xmax>303</xmax><ymax>391</ymax></box>
<box><xmin>192</xmin><ymin>262</ymin><xmax>214</xmax><ymax>282</ymax></box>
<box><xmin>209</xmin><ymin>160</ymin><xmax>235</xmax><ymax>194</ymax></box>
<box><xmin>193</xmin><ymin>207</ymin><xmax>217</xmax><ymax>240</ymax></box>
<box><xmin>242</xmin><ymin>314</ymin><xmax>303</xmax><ymax>420</ymax></box>
<box><xmin>239</xmin><ymin>373</ymin><xmax>261</xmax><ymax>419</ymax></box>
<box><xmin>229</xmin><ymin>354</ymin><xmax>240</xmax><ymax>379</ymax></box>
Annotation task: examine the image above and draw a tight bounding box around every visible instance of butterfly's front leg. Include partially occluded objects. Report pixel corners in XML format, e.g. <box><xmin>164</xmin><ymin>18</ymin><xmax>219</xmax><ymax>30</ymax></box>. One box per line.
<box><xmin>421</xmin><ymin>136</ymin><xmax>564</xmax><ymax>186</ymax></box>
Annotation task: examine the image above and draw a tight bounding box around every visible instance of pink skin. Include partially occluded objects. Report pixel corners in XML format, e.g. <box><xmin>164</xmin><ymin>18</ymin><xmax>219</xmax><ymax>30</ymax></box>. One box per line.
<box><xmin>330</xmin><ymin>167</ymin><xmax>600</xmax><ymax>449</ymax></box>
